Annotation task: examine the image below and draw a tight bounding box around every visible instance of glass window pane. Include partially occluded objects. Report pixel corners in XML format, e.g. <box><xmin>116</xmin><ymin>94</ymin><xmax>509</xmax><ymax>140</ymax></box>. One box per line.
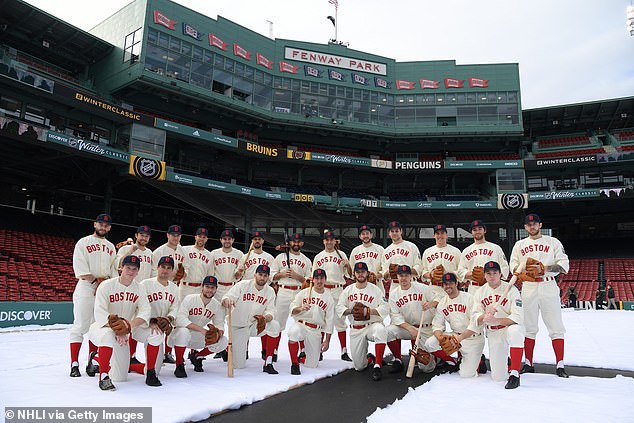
<box><xmin>147</xmin><ymin>28</ymin><xmax>158</xmax><ymax>44</ymax></box>
<box><xmin>168</xmin><ymin>37</ymin><xmax>180</xmax><ymax>52</ymax></box>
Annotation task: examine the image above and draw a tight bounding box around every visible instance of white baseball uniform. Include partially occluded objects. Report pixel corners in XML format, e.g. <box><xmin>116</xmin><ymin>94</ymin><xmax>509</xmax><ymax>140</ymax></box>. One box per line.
<box><xmin>168</xmin><ymin>293</ymin><xmax>228</xmax><ymax>353</ymax></box>
<box><xmin>425</xmin><ymin>291</ymin><xmax>484</xmax><ymax>378</ymax></box>
<box><xmin>336</xmin><ymin>283</ymin><xmax>389</xmax><ymax>371</ymax></box>
<box><xmin>381</xmin><ymin>240</ymin><xmax>422</xmax><ymax>292</ymax></box>
<box><xmin>116</xmin><ymin>244</ymin><xmax>153</xmax><ymax>282</ymax></box>
<box><xmin>222</xmin><ymin>279</ymin><xmax>280</xmax><ymax>369</ymax></box>
<box><xmin>473</xmin><ymin>282</ymin><xmax>525</xmax><ymax>382</ymax></box>
<box><xmin>151</xmin><ymin>243</ymin><xmax>189</xmax><ymax>280</ymax></box>
<box><xmin>88</xmin><ymin>277</ymin><xmax>151</xmax><ymax>382</ymax></box>
<box><xmin>70</xmin><ymin>235</ymin><xmax>118</xmax><ymax>345</ymax></box>
<box><xmin>210</xmin><ymin>247</ymin><xmax>244</xmax><ymax>301</ymax></box>
<box><xmin>180</xmin><ymin>245</ymin><xmax>213</xmax><ymax>300</ymax></box>
<box><xmin>288</xmin><ymin>287</ymin><xmax>336</xmax><ymax>368</ymax></box>
<box><xmin>238</xmin><ymin>250</ymin><xmax>275</xmax><ymax>280</ymax></box>
<box><xmin>313</xmin><ymin>249</ymin><xmax>350</xmax><ymax>333</ymax></box>
<box><xmin>421</xmin><ymin>244</ymin><xmax>462</xmax><ymax>299</ymax></box>
<box><xmin>271</xmin><ymin>251</ymin><xmax>312</xmax><ymax>331</ymax></box>
<box><xmin>350</xmin><ymin>243</ymin><xmax>386</xmax><ymax>297</ymax></box>
<box><xmin>458</xmin><ymin>241</ymin><xmax>509</xmax><ymax>295</ymax></box>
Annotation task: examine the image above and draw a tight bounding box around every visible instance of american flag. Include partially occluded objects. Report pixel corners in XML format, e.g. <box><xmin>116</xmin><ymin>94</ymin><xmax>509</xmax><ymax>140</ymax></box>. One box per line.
<box><xmin>329</xmin><ymin>0</ymin><xmax>338</xmax><ymax>10</ymax></box>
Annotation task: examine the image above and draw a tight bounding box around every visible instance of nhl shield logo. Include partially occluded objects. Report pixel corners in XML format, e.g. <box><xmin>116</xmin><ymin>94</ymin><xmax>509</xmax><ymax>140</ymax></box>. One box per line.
<box><xmin>500</xmin><ymin>193</ymin><xmax>526</xmax><ymax>210</ymax></box>
<box><xmin>131</xmin><ymin>156</ymin><xmax>165</xmax><ymax>180</ymax></box>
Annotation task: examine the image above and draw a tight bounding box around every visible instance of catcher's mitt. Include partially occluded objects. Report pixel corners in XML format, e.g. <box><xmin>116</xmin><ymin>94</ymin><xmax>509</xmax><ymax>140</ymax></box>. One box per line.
<box><xmin>409</xmin><ymin>348</ymin><xmax>432</xmax><ymax>365</ymax></box>
<box><xmin>173</xmin><ymin>263</ymin><xmax>185</xmax><ymax>282</ymax></box>
<box><xmin>438</xmin><ymin>334</ymin><xmax>461</xmax><ymax>355</ymax></box>
<box><xmin>352</xmin><ymin>302</ymin><xmax>370</xmax><ymax>321</ymax></box>
<box><xmin>205</xmin><ymin>324</ymin><xmax>220</xmax><ymax>345</ymax></box>
<box><xmin>471</xmin><ymin>266</ymin><xmax>485</xmax><ymax>285</ymax></box>
<box><xmin>367</xmin><ymin>271</ymin><xmax>378</xmax><ymax>284</ymax></box>
<box><xmin>156</xmin><ymin>316</ymin><xmax>173</xmax><ymax>335</ymax></box>
<box><xmin>389</xmin><ymin>263</ymin><xmax>399</xmax><ymax>281</ymax></box>
<box><xmin>254</xmin><ymin>314</ymin><xmax>266</xmax><ymax>334</ymax></box>
<box><xmin>525</xmin><ymin>257</ymin><xmax>545</xmax><ymax>278</ymax></box>
<box><xmin>301</xmin><ymin>278</ymin><xmax>312</xmax><ymax>290</ymax></box>
<box><xmin>108</xmin><ymin>314</ymin><xmax>131</xmax><ymax>336</ymax></box>
<box><xmin>431</xmin><ymin>264</ymin><xmax>445</xmax><ymax>285</ymax></box>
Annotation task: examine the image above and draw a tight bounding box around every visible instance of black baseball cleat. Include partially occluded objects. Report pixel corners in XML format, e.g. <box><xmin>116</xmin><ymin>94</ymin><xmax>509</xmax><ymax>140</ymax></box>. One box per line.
<box><xmin>505</xmin><ymin>375</ymin><xmax>520</xmax><ymax>389</ymax></box>
<box><xmin>99</xmin><ymin>376</ymin><xmax>116</xmax><ymax>391</ymax></box>
<box><xmin>371</xmin><ymin>366</ymin><xmax>382</xmax><ymax>381</ymax></box>
<box><xmin>388</xmin><ymin>359</ymin><xmax>403</xmax><ymax>374</ymax></box>
<box><xmin>145</xmin><ymin>369</ymin><xmax>162</xmax><ymax>387</ymax></box>
<box><xmin>215</xmin><ymin>351</ymin><xmax>225</xmax><ymax>359</ymax></box>
<box><xmin>341</xmin><ymin>352</ymin><xmax>352</xmax><ymax>362</ymax></box>
<box><xmin>163</xmin><ymin>352</ymin><xmax>176</xmax><ymax>364</ymax></box>
<box><xmin>520</xmin><ymin>364</ymin><xmax>535</xmax><ymax>374</ymax></box>
<box><xmin>86</xmin><ymin>352</ymin><xmax>99</xmax><ymax>377</ymax></box>
<box><xmin>448</xmin><ymin>361</ymin><xmax>460</xmax><ymax>374</ymax></box>
<box><xmin>319</xmin><ymin>353</ymin><xmax>323</xmax><ymax>361</ymax></box>
<box><xmin>478</xmin><ymin>354</ymin><xmax>488</xmax><ymax>374</ymax></box>
<box><xmin>556</xmin><ymin>367</ymin><xmax>569</xmax><ymax>378</ymax></box>
<box><xmin>290</xmin><ymin>364</ymin><xmax>301</xmax><ymax>375</ymax></box>
<box><xmin>263</xmin><ymin>364</ymin><xmax>279</xmax><ymax>374</ymax></box>
<box><xmin>220</xmin><ymin>350</ymin><xmax>228</xmax><ymax>362</ymax></box>
<box><xmin>298</xmin><ymin>351</ymin><xmax>306</xmax><ymax>364</ymax></box>
<box><xmin>246</xmin><ymin>350</ymin><xmax>249</xmax><ymax>360</ymax></box>
<box><xmin>188</xmin><ymin>350</ymin><xmax>198</xmax><ymax>366</ymax></box>
<box><xmin>272</xmin><ymin>353</ymin><xmax>278</xmax><ymax>363</ymax></box>
<box><xmin>367</xmin><ymin>353</ymin><xmax>376</xmax><ymax>366</ymax></box>
<box><xmin>261</xmin><ymin>350</ymin><xmax>266</xmax><ymax>360</ymax></box>
<box><xmin>193</xmin><ymin>357</ymin><xmax>205</xmax><ymax>372</ymax></box>
<box><xmin>130</xmin><ymin>356</ymin><xmax>143</xmax><ymax>365</ymax></box>
<box><xmin>70</xmin><ymin>366</ymin><xmax>81</xmax><ymax>377</ymax></box>
<box><xmin>174</xmin><ymin>364</ymin><xmax>187</xmax><ymax>378</ymax></box>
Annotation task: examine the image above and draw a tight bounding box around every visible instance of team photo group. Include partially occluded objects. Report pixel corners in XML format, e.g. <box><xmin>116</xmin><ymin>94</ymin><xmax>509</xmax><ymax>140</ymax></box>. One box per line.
<box><xmin>67</xmin><ymin>212</ymin><xmax>569</xmax><ymax>392</ymax></box>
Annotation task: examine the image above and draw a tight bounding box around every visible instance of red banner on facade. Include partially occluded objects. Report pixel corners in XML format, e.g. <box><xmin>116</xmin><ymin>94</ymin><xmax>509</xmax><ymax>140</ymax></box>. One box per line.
<box><xmin>444</xmin><ymin>78</ymin><xmax>464</xmax><ymax>88</ymax></box>
<box><xmin>153</xmin><ymin>11</ymin><xmax>176</xmax><ymax>30</ymax></box>
<box><xmin>420</xmin><ymin>79</ymin><xmax>440</xmax><ymax>89</ymax></box>
<box><xmin>396</xmin><ymin>80</ymin><xmax>415</xmax><ymax>90</ymax></box>
<box><xmin>233</xmin><ymin>44</ymin><xmax>252</xmax><ymax>60</ymax></box>
<box><xmin>209</xmin><ymin>34</ymin><xmax>228</xmax><ymax>51</ymax></box>
<box><xmin>469</xmin><ymin>77</ymin><xmax>489</xmax><ymax>88</ymax></box>
<box><xmin>256</xmin><ymin>53</ymin><xmax>273</xmax><ymax>69</ymax></box>
<box><xmin>279</xmin><ymin>61</ymin><xmax>298</xmax><ymax>74</ymax></box>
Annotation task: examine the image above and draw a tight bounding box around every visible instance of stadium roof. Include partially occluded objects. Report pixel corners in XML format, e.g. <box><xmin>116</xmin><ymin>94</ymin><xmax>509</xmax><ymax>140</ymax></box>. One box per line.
<box><xmin>0</xmin><ymin>0</ymin><xmax>114</xmax><ymax>74</ymax></box>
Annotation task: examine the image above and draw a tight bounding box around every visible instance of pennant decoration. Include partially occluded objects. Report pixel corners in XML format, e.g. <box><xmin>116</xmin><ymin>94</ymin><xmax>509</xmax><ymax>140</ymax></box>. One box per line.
<box><xmin>279</xmin><ymin>61</ymin><xmax>299</xmax><ymax>74</ymax></box>
<box><xmin>444</xmin><ymin>78</ymin><xmax>464</xmax><ymax>88</ymax></box>
<box><xmin>233</xmin><ymin>44</ymin><xmax>252</xmax><ymax>60</ymax></box>
<box><xmin>153</xmin><ymin>11</ymin><xmax>176</xmax><ymax>30</ymax></box>
<box><xmin>352</xmin><ymin>73</ymin><xmax>368</xmax><ymax>85</ymax></box>
<box><xmin>256</xmin><ymin>53</ymin><xmax>273</xmax><ymax>69</ymax></box>
<box><xmin>328</xmin><ymin>69</ymin><xmax>345</xmax><ymax>81</ymax></box>
<box><xmin>209</xmin><ymin>34</ymin><xmax>228</xmax><ymax>51</ymax></box>
<box><xmin>304</xmin><ymin>65</ymin><xmax>322</xmax><ymax>78</ymax></box>
<box><xmin>396</xmin><ymin>80</ymin><xmax>415</xmax><ymax>90</ymax></box>
<box><xmin>469</xmin><ymin>77</ymin><xmax>489</xmax><ymax>88</ymax></box>
<box><xmin>374</xmin><ymin>77</ymin><xmax>391</xmax><ymax>89</ymax></box>
<box><xmin>182</xmin><ymin>23</ymin><xmax>201</xmax><ymax>40</ymax></box>
<box><xmin>420</xmin><ymin>79</ymin><xmax>440</xmax><ymax>89</ymax></box>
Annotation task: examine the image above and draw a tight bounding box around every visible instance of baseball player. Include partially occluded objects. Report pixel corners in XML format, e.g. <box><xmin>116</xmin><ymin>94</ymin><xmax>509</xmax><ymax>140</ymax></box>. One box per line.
<box><xmin>180</xmin><ymin>227</ymin><xmax>214</xmax><ymax>301</ymax></box>
<box><xmin>380</xmin><ymin>221</ymin><xmax>422</xmax><ymax>295</ymax></box>
<box><xmin>457</xmin><ymin>219</ymin><xmax>509</xmax><ymax>374</ymax></box>
<box><xmin>425</xmin><ymin>273</ymin><xmax>484</xmax><ymax>378</ymax></box>
<box><xmin>235</xmin><ymin>231</ymin><xmax>274</xmax><ymax>281</ymax></box>
<box><xmin>350</xmin><ymin>225</ymin><xmax>385</xmax><ymax>298</ymax></box>
<box><xmin>69</xmin><ymin>213</ymin><xmax>118</xmax><ymax>378</ymax></box>
<box><xmin>210</xmin><ymin>229</ymin><xmax>244</xmax><ymax>301</ymax></box>
<box><xmin>313</xmin><ymin>230</ymin><xmax>353</xmax><ymax>361</ymax></box>
<box><xmin>115</xmin><ymin>225</ymin><xmax>153</xmax><ymax>282</ymax></box>
<box><xmin>270</xmin><ymin>233</ymin><xmax>312</xmax><ymax>362</ymax></box>
<box><xmin>336</xmin><ymin>262</ymin><xmax>389</xmax><ymax>381</ymax></box>
<box><xmin>287</xmin><ymin>268</ymin><xmax>335</xmax><ymax>375</ymax></box>
<box><xmin>473</xmin><ymin>261</ymin><xmax>525</xmax><ymax>389</ymax></box>
<box><xmin>510</xmin><ymin>213</ymin><xmax>569</xmax><ymax>378</ymax></box>
<box><xmin>421</xmin><ymin>225</ymin><xmax>462</xmax><ymax>299</ymax></box>
<box><xmin>88</xmin><ymin>255</ymin><xmax>158</xmax><ymax>390</ymax></box>
<box><xmin>385</xmin><ymin>265</ymin><xmax>438</xmax><ymax>374</ymax></box>
<box><xmin>221</xmin><ymin>264</ymin><xmax>281</xmax><ymax>374</ymax></box>
<box><xmin>168</xmin><ymin>276</ymin><xmax>228</xmax><ymax>377</ymax></box>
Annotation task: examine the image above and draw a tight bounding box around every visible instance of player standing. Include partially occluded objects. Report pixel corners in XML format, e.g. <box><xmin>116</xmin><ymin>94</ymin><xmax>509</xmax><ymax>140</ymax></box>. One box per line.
<box><xmin>210</xmin><ymin>229</ymin><xmax>244</xmax><ymax>301</ymax></box>
<box><xmin>180</xmin><ymin>227</ymin><xmax>213</xmax><ymax>301</ymax></box>
<box><xmin>350</xmin><ymin>225</ymin><xmax>385</xmax><ymax>298</ymax></box>
<box><xmin>421</xmin><ymin>225</ymin><xmax>462</xmax><ymax>299</ymax></box>
<box><xmin>510</xmin><ymin>214</ymin><xmax>569</xmax><ymax>378</ymax></box>
<box><xmin>115</xmin><ymin>225</ymin><xmax>153</xmax><ymax>282</ymax></box>
<box><xmin>235</xmin><ymin>231</ymin><xmax>274</xmax><ymax>281</ymax></box>
<box><xmin>380</xmin><ymin>221</ymin><xmax>422</xmax><ymax>294</ymax></box>
<box><xmin>69</xmin><ymin>213</ymin><xmax>118</xmax><ymax>378</ymax></box>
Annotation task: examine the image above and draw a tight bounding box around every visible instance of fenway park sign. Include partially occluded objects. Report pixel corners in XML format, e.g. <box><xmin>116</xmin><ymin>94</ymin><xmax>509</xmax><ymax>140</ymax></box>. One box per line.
<box><xmin>285</xmin><ymin>47</ymin><xmax>387</xmax><ymax>75</ymax></box>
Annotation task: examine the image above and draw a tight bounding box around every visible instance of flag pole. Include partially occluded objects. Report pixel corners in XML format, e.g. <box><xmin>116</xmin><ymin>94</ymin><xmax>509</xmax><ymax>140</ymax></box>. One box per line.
<box><xmin>335</xmin><ymin>7</ymin><xmax>338</xmax><ymax>41</ymax></box>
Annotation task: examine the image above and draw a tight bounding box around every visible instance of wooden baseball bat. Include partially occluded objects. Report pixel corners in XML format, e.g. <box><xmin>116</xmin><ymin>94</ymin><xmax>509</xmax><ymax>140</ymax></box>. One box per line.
<box><xmin>227</xmin><ymin>306</ymin><xmax>234</xmax><ymax>378</ymax></box>
<box><xmin>405</xmin><ymin>305</ymin><xmax>427</xmax><ymax>378</ymax></box>
<box><xmin>236</xmin><ymin>240</ymin><xmax>255</xmax><ymax>282</ymax></box>
<box><xmin>487</xmin><ymin>261</ymin><xmax>527</xmax><ymax>315</ymax></box>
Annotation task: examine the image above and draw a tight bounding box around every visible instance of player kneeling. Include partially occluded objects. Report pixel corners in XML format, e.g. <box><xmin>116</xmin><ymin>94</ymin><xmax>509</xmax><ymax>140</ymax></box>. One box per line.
<box><xmin>425</xmin><ymin>273</ymin><xmax>484</xmax><ymax>378</ymax></box>
<box><xmin>221</xmin><ymin>265</ymin><xmax>280</xmax><ymax>374</ymax></box>
<box><xmin>473</xmin><ymin>261</ymin><xmax>525</xmax><ymax>389</ymax></box>
<box><xmin>168</xmin><ymin>276</ymin><xmax>227</xmax><ymax>378</ymax></box>
<box><xmin>88</xmin><ymin>256</ymin><xmax>157</xmax><ymax>391</ymax></box>
<box><xmin>287</xmin><ymin>269</ymin><xmax>335</xmax><ymax>375</ymax></box>
<box><xmin>336</xmin><ymin>262</ymin><xmax>389</xmax><ymax>381</ymax></box>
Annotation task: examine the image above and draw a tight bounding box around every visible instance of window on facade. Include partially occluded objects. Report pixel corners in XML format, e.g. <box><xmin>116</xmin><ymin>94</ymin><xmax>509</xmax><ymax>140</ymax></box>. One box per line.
<box><xmin>144</xmin><ymin>46</ymin><xmax>167</xmax><ymax>74</ymax></box>
<box><xmin>24</xmin><ymin>105</ymin><xmax>47</xmax><ymax>125</ymax></box>
<box><xmin>0</xmin><ymin>96</ymin><xmax>22</xmax><ymax>118</ymax></box>
<box><xmin>123</xmin><ymin>27</ymin><xmax>143</xmax><ymax>63</ymax></box>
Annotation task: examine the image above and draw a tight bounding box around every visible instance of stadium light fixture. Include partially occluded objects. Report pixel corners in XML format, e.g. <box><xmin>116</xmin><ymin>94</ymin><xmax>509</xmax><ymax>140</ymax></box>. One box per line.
<box><xmin>628</xmin><ymin>5</ymin><xmax>634</xmax><ymax>36</ymax></box>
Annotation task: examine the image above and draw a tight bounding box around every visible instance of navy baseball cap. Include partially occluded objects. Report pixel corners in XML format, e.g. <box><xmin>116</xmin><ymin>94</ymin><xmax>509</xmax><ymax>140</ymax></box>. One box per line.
<box><xmin>524</xmin><ymin>214</ymin><xmax>541</xmax><ymax>224</ymax></box>
<box><xmin>484</xmin><ymin>261</ymin><xmax>501</xmax><ymax>272</ymax></box>
<box><xmin>95</xmin><ymin>213</ymin><xmax>112</xmax><ymax>224</ymax></box>
<box><xmin>354</xmin><ymin>262</ymin><xmax>369</xmax><ymax>272</ymax></box>
<box><xmin>220</xmin><ymin>229</ymin><xmax>234</xmax><ymax>238</ymax></box>
<box><xmin>470</xmin><ymin>220</ymin><xmax>486</xmax><ymax>230</ymax></box>
<box><xmin>157</xmin><ymin>256</ymin><xmax>174</xmax><ymax>268</ymax></box>
<box><xmin>202</xmin><ymin>276</ymin><xmax>218</xmax><ymax>287</ymax></box>
<box><xmin>323</xmin><ymin>230</ymin><xmax>336</xmax><ymax>240</ymax></box>
<box><xmin>256</xmin><ymin>264</ymin><xmax>270</xmax><ymax>275</ymax></box>
<box><xmin>359</xmin><ymin>225</ymin><xmax>372</xmax><ymax>234</ymax></box>
<box><xmin>290</xmin><ymin>233</ymin><xmax>303</xmax><ymax>241</ymax></box>
<box><xmin>433</xmin><ymin>224</ymin><xmax>447</xmax><ymax>233</ymax></box>
<box><xmin>196</xmin><ymin>227</ymin><xmax>209</xmax><ymax>236</ymax></box>
<box><xmin>136</xmin><ymin>225</ymin><xmax>151</xmax><ymax>234</ymax></box>
<box><xmin>442</xmin><ymin>273</ymin><xmax>458</xmax><ymax>284</ymax></box>
<box><xmin>313</xmin><ymin>268</ymin><xmax>327</xmax><ymax>278</ymax></box>
<box><xmin>167</xmin><ymin>225</ymin><xmax>182</xmax><ymax>234</ymax></box>
<box><xmin>387</xmin><ymin>221</ymin><xmax>402</xmax><ymax>229</ymax></box>
<box><xmin>252</xmin><ymin>231</ymin><xmax>265</xmax><ymax>239</ymax></box>
<box><xmin>122</xmin><ymin>255</ymin><xmax>140</xmax><ymax>268</ymax></box>
<box><xmin>397</xmin><ymin>265</ymin><xmax>412</xmax><ymax>275</ymax></box>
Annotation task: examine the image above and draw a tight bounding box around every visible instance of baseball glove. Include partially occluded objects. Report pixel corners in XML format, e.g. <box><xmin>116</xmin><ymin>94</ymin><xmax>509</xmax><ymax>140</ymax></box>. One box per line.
<box><xmin>173</xmin><ymin>263</ymin><xmax>185</xmax><ymax>282</ymax></box>
<box><xmin>389</xmin><ymin>263</ymin><xmax>399</xmax><ymax>281</ymax></box>
<box><xmin>94</xmin><ymin>277</ymin><xmax>106</xmax><ymax>287</ymax></box>
<box><xmin>367</xmin><ymin>271</ymin><xmax>377</xmax><ymax>284</ymax></box>
<box><xmin>205</xmin><ymin>324</ymin><xmax>220</xmax><ymax>345</ymax></box>
<box><xmin>525</xmin><ymin>257</ymin><xmax>545</xmax><ymax>278</ymax></box>
<box><xmin>438</xmin><ymin>334</ymin><xmax>461</xmax><ymax>355</ymax></box>
<box><xmin>301</xmin><ymin>278</ymin><xmax>312</xmax><ymax>290</ymax></box>
<box><xmin>352</xmin><ymin>302</ymin><xmax>370</xmax><ymax>321</ymax></box>
<box><xmin>254</xmin><ymin>314</ymin><xmax>266</xmax><ymax>334</ymax></box>
<box><xmin>431</xmin><ymin>264</ymin><xmax>445</xmax><ymax>285</ymax></box>
<box><xmin>115</xmin><ymin>238</ymin><xmax>133</xmax><ymax>250</ymax></box>
<box><xmin>107</xmin><ymin>314</ymin><xmax>131</xmax><ymax>336</ymax></box>
<box><xmin>514</xmin><ymin>271</ymin><xmax>537</xmax><ymax>283</ymax></box>
<box><xmin>156</xmin><ymin>316</ymin><xmax>172</xmax><ymax>335</ymax></box>
<box><xmin>409</xmin><ymin>348</ymin><xmax>432</xmax><ymax>365</ymax></box>
<box><xmin>471</xmin><ymin>266</ymin><xmax>485</xmax><ymax>285</ymax></box>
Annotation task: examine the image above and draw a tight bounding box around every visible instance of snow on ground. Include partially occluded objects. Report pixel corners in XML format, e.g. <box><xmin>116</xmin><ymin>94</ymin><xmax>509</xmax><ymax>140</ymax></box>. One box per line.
<box><xmin>0</xmin><ymin>310</ymin><xmax>632</xmax><ymax>423</ymax></box>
